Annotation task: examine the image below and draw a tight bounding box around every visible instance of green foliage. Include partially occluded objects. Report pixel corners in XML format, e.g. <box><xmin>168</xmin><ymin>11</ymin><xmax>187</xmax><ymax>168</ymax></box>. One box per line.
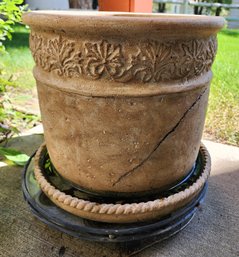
<box><xmin>0</xmin><ymin>1</ymin><xmax>31</xmax><ymax>145</ymax></box>
<box><xmin>0</xmin><ymin>76</ymin><xmax>19</xmax><ymax>143</ymax></box>
<box><xmin>0</xmin><ymin>4</ymin><xmax>39</xmax><ymax>168</ymax></box>
<box><xmin>44</xmin><ymin>152</ymin><xmax>59</xmax><ymax>177</ymax></box>
<box><xmin>0</xmin><ymin>0</ymin><xmax>26</xmax><ymax>53</ymax></box>
<box><xmin>0</xmin><ymin>146</ymin><xmax>29</xmax><ymax>166</ymax></box>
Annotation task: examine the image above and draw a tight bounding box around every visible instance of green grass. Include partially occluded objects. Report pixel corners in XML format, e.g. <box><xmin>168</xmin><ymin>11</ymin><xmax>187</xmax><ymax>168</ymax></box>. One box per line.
<box><xmin>206</xmin><ymin>29</ymin><xmax>239</xmax><ymax>145</ymax></box>
<box><xmin>1</xmin><ymin>25</ymin><xmax>35</xmax><ymax>89</ymax></box>
<box><xmin>1</xmin><ymin>25</ymin><xmax>239</xmax><ymax>145</ymax></box>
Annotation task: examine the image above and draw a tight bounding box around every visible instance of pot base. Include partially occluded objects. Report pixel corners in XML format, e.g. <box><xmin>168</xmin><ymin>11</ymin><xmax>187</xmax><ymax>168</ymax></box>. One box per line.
<box><xmin>22</xmin><ymin>143</ymin><xmax>210</xmax><ymax>225</ymax></box>
<box><xmin>22</xmin><ymin>152</ymin><xmax>207</xmax><ymax>242</ymax></box>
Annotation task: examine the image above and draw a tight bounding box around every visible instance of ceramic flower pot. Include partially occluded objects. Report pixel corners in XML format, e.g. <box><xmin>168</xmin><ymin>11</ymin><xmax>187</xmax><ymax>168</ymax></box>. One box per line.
<box><xmin>23</xmin><ymin>11</ymin><xmax>224</xmax><ymax>199</ymax></box>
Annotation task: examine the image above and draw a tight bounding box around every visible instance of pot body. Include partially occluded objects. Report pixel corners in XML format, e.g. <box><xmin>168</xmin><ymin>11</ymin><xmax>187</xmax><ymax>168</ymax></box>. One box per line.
<box><xmin>23</xmin><ymin>11</ymin><xmax>224</xmax><ymax>196</ymax></box>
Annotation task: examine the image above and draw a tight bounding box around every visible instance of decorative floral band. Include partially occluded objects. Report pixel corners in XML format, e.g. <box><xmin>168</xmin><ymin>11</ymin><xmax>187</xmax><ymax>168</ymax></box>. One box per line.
<box><xmin>30</xmin><ymin>32</ymin><xmax>217</xmax><ymax>83</ymax></box>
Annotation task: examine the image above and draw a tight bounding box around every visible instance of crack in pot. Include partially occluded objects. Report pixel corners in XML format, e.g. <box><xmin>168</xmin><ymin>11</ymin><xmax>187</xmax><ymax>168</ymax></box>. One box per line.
<box><xmin>112</xmin><ymin>87</ymin><xmax>207</xmax><ymax>186</ymax></box>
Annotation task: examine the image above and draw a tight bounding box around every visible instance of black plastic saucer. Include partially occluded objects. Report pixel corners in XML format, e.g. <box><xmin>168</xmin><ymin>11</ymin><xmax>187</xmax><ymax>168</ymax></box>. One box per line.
<box><xmin>22</xmin><ymin>151</ymin><xmax>207</xmax><ymax>243</ymax></box>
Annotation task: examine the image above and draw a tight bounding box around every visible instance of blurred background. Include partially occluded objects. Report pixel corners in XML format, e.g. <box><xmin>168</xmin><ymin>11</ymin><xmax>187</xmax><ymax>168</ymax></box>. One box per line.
<box><xmin>22</xmin><ymin>0</ymin><xmax>239</xmax><ymax>29</ymax></box>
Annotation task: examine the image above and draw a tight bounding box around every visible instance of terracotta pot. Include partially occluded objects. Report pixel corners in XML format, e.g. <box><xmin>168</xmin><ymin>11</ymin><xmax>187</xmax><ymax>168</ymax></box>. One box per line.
<box><xmin>98</xmin><ymin>0</ymin><xmax>153</xmax><ymax>13</ymax></box>
<box><xmin>23</xmin><ymin>12</ymin><xmax>224</xmax><ymax>198</ymax></box>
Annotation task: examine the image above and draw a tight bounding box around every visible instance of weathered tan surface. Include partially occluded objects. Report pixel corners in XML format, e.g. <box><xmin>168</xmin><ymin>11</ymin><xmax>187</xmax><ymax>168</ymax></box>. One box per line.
<box><xmin>22</xmin><ymin>11</ymin><xmax>224</xmax><ymax>195</ymax></box>
<box><xmin>0</xmin><ymin>135</ymin><xmax>238</xmax><ymax>257</ymax></box>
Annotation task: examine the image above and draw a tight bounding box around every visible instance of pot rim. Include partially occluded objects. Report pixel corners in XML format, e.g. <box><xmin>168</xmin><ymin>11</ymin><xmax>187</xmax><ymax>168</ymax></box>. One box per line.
<box><xmin>23</xmin><ymin>11</ymin><xmax>225</xmax><ymax>33</ymax></box>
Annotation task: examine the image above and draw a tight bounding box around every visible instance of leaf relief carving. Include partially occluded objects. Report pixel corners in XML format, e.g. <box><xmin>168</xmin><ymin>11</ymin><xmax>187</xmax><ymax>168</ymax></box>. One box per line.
<box><xmin>85</xmin><ymin>40</ymin><xmax>124</xmax><ymax>79</ymax></box>
<box><xmin>29</xmin><ymin>33</ymin><xmax>217</xmax><ymax>83</ymax></box>
<box><xmin>128</xmin><ymin>41</ymin><xmax>175</xmax><ymax>82</ymax></box>
<box><xmin>30</xmin><ymin>33</ymin><xmax>83</xmax><ymax>77</ymax></box>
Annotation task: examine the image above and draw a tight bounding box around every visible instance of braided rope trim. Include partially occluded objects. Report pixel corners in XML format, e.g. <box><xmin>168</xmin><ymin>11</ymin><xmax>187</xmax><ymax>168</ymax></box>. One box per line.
<box><xmin>34</xmin><ymin>142</ymin><xmax>211</xmax><ymax>216</ymax></box>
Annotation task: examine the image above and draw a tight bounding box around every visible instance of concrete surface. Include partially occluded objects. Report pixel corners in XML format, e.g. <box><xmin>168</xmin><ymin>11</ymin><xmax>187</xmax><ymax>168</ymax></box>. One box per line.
<box><xmin>0</xmin><ymin>130</ymin><xmax>238</xmax><ymax>257</ymax></box>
